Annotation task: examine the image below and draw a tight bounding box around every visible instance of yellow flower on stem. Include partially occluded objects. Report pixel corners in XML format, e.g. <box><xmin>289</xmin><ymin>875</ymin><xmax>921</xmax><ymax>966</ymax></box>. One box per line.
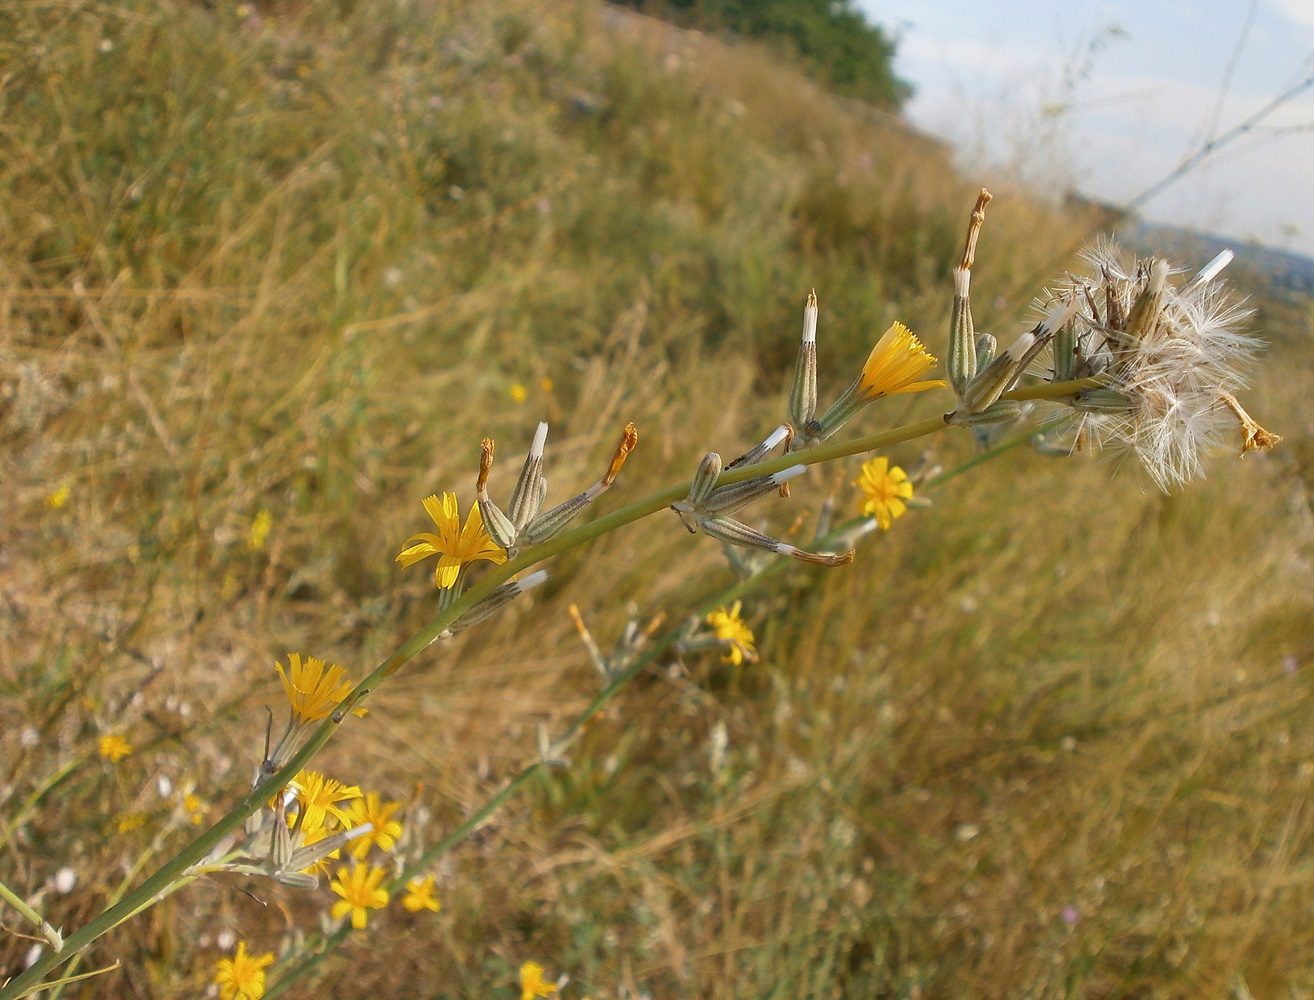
<box><xmin>183</xmin><ymin>792</ymin><xmax>205</xmax><ymax>824</ymax></box>
<box><xmin>277</xmin><ymin>654</ymin><xmax>360</xmax><ymax>725</ymax></box>
<box><xmin>856</xmin><ymin>322</ymin><xmax>947</xmax><ymax>400</ymax></box>
<box><xmin>396</xmin><ymin>492</ymin><xmax>507</xmax><ymax>589</ymax></box>
<box><xmin>213</xmin><ymin>941</ymin><xmax>274</xmax><ymax>1000</ymax></box>
<box><xmin>44</xmin><ymin>483</ymin><xmax>71</xmax><ymax>509</ymax></box>
<box><xmin>343</xmin><ymin>792</ymin><xmax>403</xmax><ymax>859</ymax></box>
<box><xmin>99</xmin><ymin>734</ymin><xmax>132</xmax><ymax>762</ymax></box>
<box><xmin>706</xmin><ymin>601</ymin><xmax>757</xmax><ymax>666</ymax></box>
<box><xmin>401</xmin><ymin>874</ymin><xmax>442</xmax><ymax>913</ymax></box>
<box><xmin>329</xmin><ymin>864</ymin><xmax>390</xmax><ymax>929</ymax></box>
<box><xmin>854</xmin><ymin>456</ymin><xmax>914</xmax><ymax>530</ymax></box>
<box><xmin>248</xmin><ymin>508</ymin><xmax>273</xmax><ymax>550</ymax></box>
<box><xmin>292</xmin><ymin>770</ymin><xmax>362</xmax><ymax>834</ymax></box>
<box><xmin>520</xmin><ymin>961</ymin><xmax>559</xmax><ymax>1000</ymax></box>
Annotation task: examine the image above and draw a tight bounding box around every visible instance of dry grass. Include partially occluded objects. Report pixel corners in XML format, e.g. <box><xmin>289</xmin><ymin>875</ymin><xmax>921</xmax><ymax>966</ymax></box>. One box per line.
<box><xmin>1</xmin><ymin>1</ymin><xmax>1312</xmax><ymax>997</ymax></box>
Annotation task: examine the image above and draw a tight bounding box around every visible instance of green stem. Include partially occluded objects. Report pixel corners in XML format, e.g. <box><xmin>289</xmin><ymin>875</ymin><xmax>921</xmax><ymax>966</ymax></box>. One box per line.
<box><xmin>0</xmin><ymin>880</ymin><xmax>59</xmax><ymax>950</ymax></box>
<box><xmin>263</xmin><ymin>422</ymin><xmax>1060</xmax><ymax>994</ymax></box>
<box><xmin>1</xmin><ymin>380</ymin><xmax>1096</xmax><ymax>999</ymax></box>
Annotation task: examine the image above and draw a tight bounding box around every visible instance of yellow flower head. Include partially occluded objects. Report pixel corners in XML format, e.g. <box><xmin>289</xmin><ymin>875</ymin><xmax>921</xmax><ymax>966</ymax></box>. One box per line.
<box><xmin>99</xmin><ymin>734</ymin><xmax>133</xmax><ymax>762</ymax></box>
<box><xmin>115</xmin><ymin>812</ymin><xmax>147</xmax><ymax>834</ymax></box>
<box><xmin>44</xmin><ymin>483</ymin><xmax>71</xmax><ymax>509</ymax></box>
<box><xmin>183</xmin><ymin>792</ymin><xmax>206</xmax><ymax>825</ymax></box>
<box><xmin>857</xmin><ymin>322</ymin><xmax>947</xmax><ymax>401</ymax></box>
<box><xmin>276</xmin><ymin>654</ymin><xmax>361</xmax><ymax>725</ymax></box>
<box><xmin>509</xmin><ymin>382</ymin><xmax>529</xmax><ymax>404</ymax></box>
<box><xmin>855</xmin><ymin>456</ymin><xmax>914</xmax><ymax>530</ymax></box>
<box><xmin>520</xmin><ymin>961</ymin><xmax>559</xmax><ymax>1000</ymax></box>
<box><xmin>396</xmin><ymin>492</ymin><xmax>507</xmax><ymax>590</ymax></box>
<box><xmin>344</xmin><ymin>792</ymin><xmax>403</xmax><ymax>859</ymax></box>
<box><xmin>706</xmin><ymin>601</ymin><xmax>757</xmax><ymax>666</ymax></box>
<box><xmin>292</xmin><ymin>770</ymin><xmax>363</xmax><ymax>835</ymax></box>
<box><xmin>329</xmin><ymin>864</ymin><xmax>390</xmax><ymax>929</ymax></box>
<box><xmin>213</xmin><ymin>941</ymin><xmax>274</xmax><ymax>1000</ymax></box>
<box><xmin>401</xmin><ymin>874</ymin><xmax>442</xmax><ymax>913</ymax></box>
<box><xmin>248</xmin><ymin>508</ymin><xmax>273</xmax><ymax>550</ymax></box>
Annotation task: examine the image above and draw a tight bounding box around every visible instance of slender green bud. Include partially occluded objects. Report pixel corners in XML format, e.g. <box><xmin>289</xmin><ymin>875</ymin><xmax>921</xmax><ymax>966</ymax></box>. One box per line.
<box><xmin>974</xmin><ymin>333</ymin><xmax>996</xmax><ymax>374</ymax></box>
<box><xmin>945</xmin><ymin>400</ymin><xmax>1024</xmax><ymax>427</ymax></box>
<box><xmin>789</xmin><ymin>291</ymin><xmax>819</xmax><ymax>425</ymax></box>
<box><xmin>960</xmin><ymin>297</ymin><xmax>1077</xmax><ymax>413</ymax></box>
<box><xmin>705</xmin><ymin>464</ymin><xmax>806</xmax><ymax>516</ymax></box>
<box><xmin>686</xmin><ymin>452</ymin><xmax>723</xmax><ymax>507</ymax></box>
<box><xmin>1051</xmin><ymin>318</ymin><xmax>1077</xmax><ymax>382</ymax></box>
<box><xmin>508</xmin><ymin>422</ymin><xmax>549</xmax><ymax>531</ymax></box>
<box><xmin>948</xmin><ymin>266</ymin><xmax>976</xmax><ymax>395</ymax></box>
<box><xmin>446</xmin><ymin>571</ymin><xmax>548</xmax><ymax>634</ymax></box>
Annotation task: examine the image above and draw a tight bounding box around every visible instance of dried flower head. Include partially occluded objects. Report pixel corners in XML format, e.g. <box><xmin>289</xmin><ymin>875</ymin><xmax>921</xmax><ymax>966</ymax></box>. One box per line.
<box><xmin>1043</xmin><ymin>242</ymin><xmax>1279</xmax><ymax>489</ymax></box>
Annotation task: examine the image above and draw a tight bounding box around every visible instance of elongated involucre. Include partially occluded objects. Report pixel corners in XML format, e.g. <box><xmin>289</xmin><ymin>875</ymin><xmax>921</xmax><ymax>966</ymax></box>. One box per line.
<box><xmin>1047</xmin><ymin>241</ymin><xmax>1274</xmax><ymax>490</ymax></box>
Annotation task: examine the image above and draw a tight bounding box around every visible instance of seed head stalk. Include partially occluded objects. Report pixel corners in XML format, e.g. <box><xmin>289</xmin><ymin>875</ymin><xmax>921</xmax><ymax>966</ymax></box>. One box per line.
<box><xmin>0</xmin><ymin>377</ymin><xmax>1101</xmax><ymax>1000</ymax></box>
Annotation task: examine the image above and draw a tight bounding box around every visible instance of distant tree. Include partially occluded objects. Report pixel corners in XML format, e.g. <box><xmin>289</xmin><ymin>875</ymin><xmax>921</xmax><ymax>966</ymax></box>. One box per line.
<box><xmin>614</xmin><ymin>0</ymin><xmax>912</xmax><ymax>109</ymax></box>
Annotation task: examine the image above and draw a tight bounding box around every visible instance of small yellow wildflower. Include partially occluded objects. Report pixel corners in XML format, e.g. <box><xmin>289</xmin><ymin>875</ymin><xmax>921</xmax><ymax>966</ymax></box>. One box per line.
<box><xmin>706</xmin><ymin>602</ymin><xmax>756</xmax><ymax>666</ymax></box>
<box><xmin>213</xmin><ymin>941</ymin><xmax>274</xmax><ymax>1000</ymax></box>
<box><xmin>248</xmin><ymin>508</ymin><xmax>273</xmax><ymax>550</ymax></box>
<box><xmin>344</xmin><ymin>792</ymin><xmax>403</xmax><ymax>859</ymax></box>
<box><xmin>539</xmin><ymin>376</ymin><xmax>554</xmax><ymax>394</ymax></box>
<box><xmin>329</xmin><ymin>864</ymin><xmax>390</xmax><ymax>929</ymax></box>
<box><xmin>520</xmin><ymin>961</ymin><xmax>559</xmax><ymax>1000</ymax></box>
<box><xmin>277</xmin><ymin>653</ymin><xmax>361</xmax><ymax>725</ymax></box>
<box><xmin>115</xmin><ymin>812</ymin><xmax>147</xmax><ymax>834</ymax></box>
<box><xmin>292</xmin><ymin>770</ymin><xmax>362</xmax><ymax>834</ymax></box>
<box><xmin>44</xmin><ymin>483</ymin><xmax>71</xmax><ymax>509</ymax></box>
<box><xmin>395</xmin><ymin>492</ymin><xmax>507</xmax><ymax>589</ymax></box>
<box><xmin>509</xmin><ymin>382</ymin><xmax>529</xmax><ymax>403</ymax></box>
<box><xmin>854</xmin><ymin>456</ymin><xmax>913</xmax><ymax>530</ymax></box>
<box><xmin>183</xmin><ymin>792</ymin><xmax>206</xmax><ymax>824</ymax></box>
<box><xmin>856</xmin><ymin>322</ymin><xmax>947</xmax><ymax>400</ymax></box>
<box><xmin>401</xmin><ymin>874</ymin><xmax>442</xmax><ymax>913</ymax></box>
<box><xmin>99</xmin><ymin>734</ymin><xmax>133</xmax><ymax>762</ymax></box>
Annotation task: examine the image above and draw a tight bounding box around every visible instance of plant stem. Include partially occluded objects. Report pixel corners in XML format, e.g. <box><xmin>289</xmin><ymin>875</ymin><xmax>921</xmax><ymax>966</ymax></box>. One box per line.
<box><xmin>0</xmin><ymin>380</ymin><xmax>1096</xmax><ymax>999</ymax></box>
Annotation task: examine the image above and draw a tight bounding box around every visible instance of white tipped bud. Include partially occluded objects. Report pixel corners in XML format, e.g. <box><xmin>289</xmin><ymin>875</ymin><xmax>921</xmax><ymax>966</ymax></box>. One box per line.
<box><xmin>530</xmin><ymin>422</ymin><xmax>549</xmax><ymax>458</ymax></box>
<box><xmin>763</xmin><ymin>425</ymin><xmax>790</xmax><ymax>451</ymax></box>
<box><xmin>515</xmin><ymin>570</ymin><xmax>549</xmax><ymax>593</ymax></box>
<box><xmin>1039</xmin><ymin>295</ymin><xmax>1079</xmax><ymax>334</ymax></box>
<box><xmin>1192</xmin><ymin>249</ymin><xmax>1234</xmax><ymax>286</ymax></box>
<box><xmin>953</xmin><ymin>267</ymin><xmax>970</xmax><ymax>298</ymax></box>
<box><xmin>802</xmin><ymin>291</ymin><xmax>818</xmax><ymax>343</ymax></box>
<box><xmin>1005</xmin><ymin>331</ymin><xmax>1036</xmax><ymax>363</ymax></box>
<box><xmin>771</xmin><ymin>464</ymin><xmax>807</xmax><ymax>485</ymax></box>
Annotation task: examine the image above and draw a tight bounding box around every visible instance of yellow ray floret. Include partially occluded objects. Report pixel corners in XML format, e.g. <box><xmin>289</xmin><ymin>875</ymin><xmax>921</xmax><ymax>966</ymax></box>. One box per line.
<box><xmin>396</xmin><ymin>492</ymin><xmax>507</xmax><ymax>589</ymax></box>
<box><xmin>213</xmin><ymin>941</ymin><xmax>274</xmax><ymax>1000</ymax></box>
<box><xmin>858</xmin><ymin>322</ymin><xmax>947</xmax><ymax>400</ymax></box>
<box><xmin>706</xmin><ymin>601</ymin><xmax>757</xmax><ymax>666</ymax></box>
<box><xmin>855</xmin><ymin>456</ymin><xmax>914</xmax><ymax>530</ymax></box>
<box><xmin>277</xmin><ymin>653</ymin><xmax>363</xmax><ymax>724</ymax></box>
<box><xmin>329</xmin><ymin>864</ymin><xmax>390</xmax><ymax>929</ymax></box>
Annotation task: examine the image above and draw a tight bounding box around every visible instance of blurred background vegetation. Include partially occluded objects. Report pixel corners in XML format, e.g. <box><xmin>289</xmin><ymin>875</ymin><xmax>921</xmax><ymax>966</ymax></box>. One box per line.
<box><xmin>1</xmin><ymin>0</ymin><xmax>1312</xmax><ymax>997</ymax></box>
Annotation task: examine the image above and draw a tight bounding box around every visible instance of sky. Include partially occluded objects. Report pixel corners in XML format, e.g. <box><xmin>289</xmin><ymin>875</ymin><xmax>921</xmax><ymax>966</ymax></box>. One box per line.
<box><xmin>853</xmin><ymin>0</ymin><xmax>1314</xmax><ymax>257</ymax></box>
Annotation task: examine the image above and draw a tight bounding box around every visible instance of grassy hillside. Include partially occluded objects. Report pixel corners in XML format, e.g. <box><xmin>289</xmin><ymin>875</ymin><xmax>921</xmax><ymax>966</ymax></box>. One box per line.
<box><xmin>2</xmin><ymin>1</ymin><xmax>1312</xmax><ymax>997</ymax></box>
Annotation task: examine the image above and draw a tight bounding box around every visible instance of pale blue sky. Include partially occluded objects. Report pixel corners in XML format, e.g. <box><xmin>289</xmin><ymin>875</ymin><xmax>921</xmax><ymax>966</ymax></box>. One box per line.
<box><xmin>855</xmin><ymin>0</ymin><xmax>1314</xmax><ymax>256</ymax></box>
